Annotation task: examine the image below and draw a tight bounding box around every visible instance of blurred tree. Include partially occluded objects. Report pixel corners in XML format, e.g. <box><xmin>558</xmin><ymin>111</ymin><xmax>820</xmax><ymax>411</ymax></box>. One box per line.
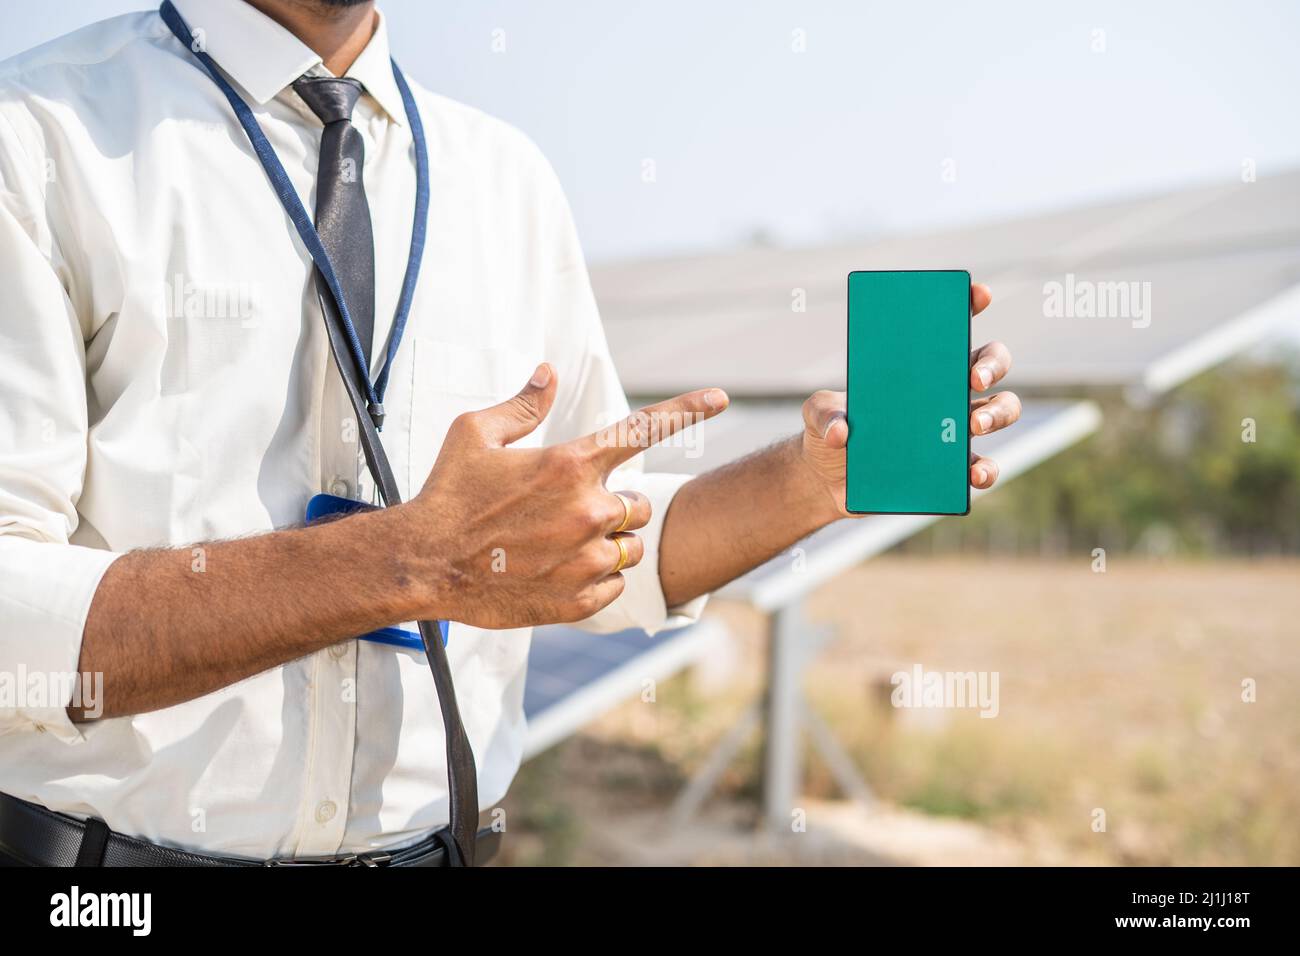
<box><xmin>907</xmin><ymin>352</ymin><xmax>1300</xmax><ymax>557</ymax></box>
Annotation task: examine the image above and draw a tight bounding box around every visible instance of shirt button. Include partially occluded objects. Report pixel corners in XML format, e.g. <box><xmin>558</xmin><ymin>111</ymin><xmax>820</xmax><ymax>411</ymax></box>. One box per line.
<box><xmin>328</xmin><ymin>642</ymin><xmax>348</xmax><ymax>660</ymax></box>
<box><xmin>329</xmin><ymin>477</ymin><xmax>350</xmax><ymax>497</ymax></box>
<box><xmin>315</xmin><ymin>800</ymin><xmax>337</xmax><ymax>824</ymax></box>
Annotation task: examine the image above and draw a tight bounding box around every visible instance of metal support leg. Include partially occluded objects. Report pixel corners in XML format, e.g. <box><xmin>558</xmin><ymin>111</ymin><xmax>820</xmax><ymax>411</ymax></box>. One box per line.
<box><xmin>762</xmin><ymin>603</ymin><xmax>805</xmax><ymax>830</ymax></box>
<box><xmin>800</xmin><ymin>699</ymin><xmax>875</xmax><ymax>808</ymax></box>
<box><xmin>667</xmin><ymin>703</ymin><xmax>760</xmax><ymax>828</ymax></box>
<box><xmin>669</xmin><ymin>600</ymin><xmax>868</xmax><ymax>829</ymax></box>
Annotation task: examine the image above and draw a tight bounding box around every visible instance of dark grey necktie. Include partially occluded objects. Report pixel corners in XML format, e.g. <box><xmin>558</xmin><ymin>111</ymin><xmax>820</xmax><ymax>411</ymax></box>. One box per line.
<box><xmin>293</xmin><ymin>76</ymin><xmax>376</xmax><ymax>369</ymax></box>
<box><xmin>291</xmin><ymin>74</ymin><xmax>482</xmax><ymax>865</ymax></box>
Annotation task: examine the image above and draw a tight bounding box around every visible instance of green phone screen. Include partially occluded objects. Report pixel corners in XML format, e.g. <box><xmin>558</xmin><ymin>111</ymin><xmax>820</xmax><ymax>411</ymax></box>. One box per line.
<box><xmin>846</xmin><ymin>270</ymin><xmax>970</xmax><ymax>515</ymax></box>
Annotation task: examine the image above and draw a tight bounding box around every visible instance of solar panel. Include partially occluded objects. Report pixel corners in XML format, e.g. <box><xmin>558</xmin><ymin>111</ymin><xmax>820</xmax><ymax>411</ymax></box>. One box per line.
<box><xmin>523</xmin><ymin>619</ymin><xmax>727</xmax><ymax>758</ymax></box>
<box><xmin>593</xmin><ymin>170</ymin><xmax>1300</xmax><ymax>399</ymax></box>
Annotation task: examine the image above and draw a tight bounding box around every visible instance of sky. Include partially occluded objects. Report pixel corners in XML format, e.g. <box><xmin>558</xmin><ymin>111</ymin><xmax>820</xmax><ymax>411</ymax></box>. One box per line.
<box><xmin>3</xmin><ymin>0</ymin><xmax>1299</xmax><ymax>265</ymax></box>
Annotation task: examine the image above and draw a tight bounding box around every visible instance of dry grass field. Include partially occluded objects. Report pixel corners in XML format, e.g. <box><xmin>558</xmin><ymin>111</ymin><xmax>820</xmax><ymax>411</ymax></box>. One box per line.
<box><xmin>496</xmin><ymin>557</ymin><xmax>1300</xmax><ymax>866</ymax></box>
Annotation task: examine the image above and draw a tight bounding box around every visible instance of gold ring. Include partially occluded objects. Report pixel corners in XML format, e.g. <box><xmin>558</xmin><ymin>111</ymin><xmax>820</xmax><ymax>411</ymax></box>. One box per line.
<box><xmin>612</xmin><ymin>492</ymin><xmax>633</xmax><ymax>534</ymax></box>
<box><xmin>611</xmin><ymin>534</ymin><xmax>630</xmax><ymax>574</ymax></box>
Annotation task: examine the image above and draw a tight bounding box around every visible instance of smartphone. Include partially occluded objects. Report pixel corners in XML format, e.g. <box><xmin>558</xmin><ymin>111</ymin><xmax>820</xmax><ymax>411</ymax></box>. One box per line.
<box><xmin>845</xmin><ymin>270</ymin><xmax>971</xmax><ymax>515</ymax></box>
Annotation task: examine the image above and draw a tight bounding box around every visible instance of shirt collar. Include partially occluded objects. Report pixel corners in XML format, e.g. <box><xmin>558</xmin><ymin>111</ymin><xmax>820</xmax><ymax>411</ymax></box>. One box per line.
<box><xmin>169</xmin><ymin>0</ymin><xmax>407</xmax><ymax>126</ymax></box>
<box><xmin>342</xmin><ymin>10</ymin><xmax>406</xmax><ymax>126</ymax></box>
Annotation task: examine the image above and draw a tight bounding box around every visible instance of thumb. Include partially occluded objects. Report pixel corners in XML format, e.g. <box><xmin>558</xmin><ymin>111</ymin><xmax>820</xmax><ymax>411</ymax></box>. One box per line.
<box><xmin>469</xmin><ymin>363</ymin><xmax>557</xmax><ymax>447</ymax></box>
<box><xmin>802</xmin><ymin>389</ymin><xmax>849</xmax><ymax>450</ymax></box>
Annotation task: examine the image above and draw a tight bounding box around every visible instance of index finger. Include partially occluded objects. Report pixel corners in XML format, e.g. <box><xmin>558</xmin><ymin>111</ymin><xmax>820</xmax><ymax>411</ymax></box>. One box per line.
<box><xmin>972</xmin><ymin>283</ymin><xmax>992</xmax><ymax>316</ymax></box>
<box><xmin>577</xmin><ymin>388</ymin><xmax>729</xmax><ymax>473</ymax></box>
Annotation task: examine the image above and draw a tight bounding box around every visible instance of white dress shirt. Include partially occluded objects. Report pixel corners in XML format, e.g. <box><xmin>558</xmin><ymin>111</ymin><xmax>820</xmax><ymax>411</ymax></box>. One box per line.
<box><xmin>0</xmin><ymin>0</ymin><xmax>705</xmax><ymax>859</ymax></box>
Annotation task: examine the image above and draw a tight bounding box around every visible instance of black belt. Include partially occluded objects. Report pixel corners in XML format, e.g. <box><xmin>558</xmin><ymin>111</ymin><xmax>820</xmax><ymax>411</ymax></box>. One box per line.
<box><xmin>0</xmin><ymin>792</ymin><xmax>499</xmax><ymax>867</ymax></box>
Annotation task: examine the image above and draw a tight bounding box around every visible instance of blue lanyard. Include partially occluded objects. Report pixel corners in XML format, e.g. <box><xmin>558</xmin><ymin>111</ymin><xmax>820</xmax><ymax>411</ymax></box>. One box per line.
<box><xmin>159</xmin><ymin>0</ymin><xmax>428</xmax><ymax>430</ymax></box>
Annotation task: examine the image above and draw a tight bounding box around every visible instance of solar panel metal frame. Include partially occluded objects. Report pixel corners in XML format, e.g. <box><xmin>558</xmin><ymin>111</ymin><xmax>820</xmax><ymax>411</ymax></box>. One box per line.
<box><xmin>521</xmin><ymin>399</ymin><xmax>1099</xmax><ymax>754</ymax></box>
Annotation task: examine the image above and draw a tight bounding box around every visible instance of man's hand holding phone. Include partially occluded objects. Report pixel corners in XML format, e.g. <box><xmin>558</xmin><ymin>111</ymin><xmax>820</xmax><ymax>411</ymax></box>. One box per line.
<box><xmin>798</xmin><ymin>281</ymin><xmax>1020</xmax><ymax>519</ymax></box>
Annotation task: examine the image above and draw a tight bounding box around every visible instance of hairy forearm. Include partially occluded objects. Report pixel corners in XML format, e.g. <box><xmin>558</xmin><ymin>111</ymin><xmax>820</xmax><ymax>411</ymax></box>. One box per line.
<box><xmin>73</xmin><ymin>505</ymin><xmax>428</xmax><ymax>721</ymax></box>
<box><xmin>658</xmin><ymin>435</ymin><xmax>838</xmax><ymax>607</ymax></box>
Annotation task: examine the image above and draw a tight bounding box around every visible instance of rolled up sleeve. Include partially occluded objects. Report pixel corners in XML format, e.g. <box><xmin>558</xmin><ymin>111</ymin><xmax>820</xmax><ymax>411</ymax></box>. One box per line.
<box><xmin>547</xmin><ymin>311</ymin><xmax>709</xmax><ymax>636</ymax></box>
<box><xmin>0</xmin><ymin>105</ymin><xmax>120</xmax><ymax>742</ymax></box>
<box><xmin>535</xmin><ymin>157</ymin><xmax>708</xmax><ymax>636</ymax></box>
<box><xmin>585</xmin><ymin>467</ymin><xmax>709</xmax><ymax>635</ymax></box>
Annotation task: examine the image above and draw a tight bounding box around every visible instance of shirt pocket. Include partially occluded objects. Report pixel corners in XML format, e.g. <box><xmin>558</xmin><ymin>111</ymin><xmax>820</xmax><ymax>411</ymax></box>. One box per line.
<box><xmin>409</xmin><ymin>339</ymin><xmax>542</xmax><ymax>493</ymax></box>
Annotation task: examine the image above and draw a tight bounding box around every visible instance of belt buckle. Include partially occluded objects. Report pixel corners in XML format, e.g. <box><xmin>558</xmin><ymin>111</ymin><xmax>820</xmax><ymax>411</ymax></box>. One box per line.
<box><xmin>264</xmin><ymin>850</ymin><xmax>394</xmax><ymax>867</ymax></box>
<box><xmin>261</xmin><ymin>858</ymin><xmax>384</xmax><ymax>868</ymax></box>
<box><xmin>265</xmin><ymin>854</ymin><xmax>356</xmax><ymax>867</ymax></box>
